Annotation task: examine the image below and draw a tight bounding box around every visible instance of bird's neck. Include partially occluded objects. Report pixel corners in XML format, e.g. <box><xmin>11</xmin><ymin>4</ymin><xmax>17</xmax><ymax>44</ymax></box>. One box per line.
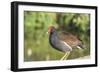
<box><xmin>50</xmin><ymin>30</ymin><xmax>58</xmax><ymax>38</ymax></box>
<box><xmin>49</xmin><ymin>30</ymin><xmax>59</xmax><ymax>43</ymax></box>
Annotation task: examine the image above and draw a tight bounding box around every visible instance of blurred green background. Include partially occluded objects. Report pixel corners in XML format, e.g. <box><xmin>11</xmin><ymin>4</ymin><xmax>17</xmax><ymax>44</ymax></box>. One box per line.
<box><xmin>24</xmin><ymin>11</ymin><xmax>90</xmax><ymax>61</ymax></box>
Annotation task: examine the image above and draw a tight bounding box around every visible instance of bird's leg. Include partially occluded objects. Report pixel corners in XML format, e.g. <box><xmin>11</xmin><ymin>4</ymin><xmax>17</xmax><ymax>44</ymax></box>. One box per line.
<box><xmin>60</xmin><ymin>51</ymin><xmax>70</xmax><ymax>60</ymax></box>
<box><xmin>60</xmin><ymin>53</ymin><xmax>67</xmax><ymax>60</ymax></box>
<box><xmin>64</xmin><ymin>52</ymin><xmax>70</xmax><ymax>60</ymax></box>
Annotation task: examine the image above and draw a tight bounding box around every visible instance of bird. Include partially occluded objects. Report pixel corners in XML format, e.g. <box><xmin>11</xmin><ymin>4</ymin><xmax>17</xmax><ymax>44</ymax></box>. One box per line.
<box><xmin>47</xmin><ymin>26</ymin><xmax>84</xmax><ymax>60</ymax></box>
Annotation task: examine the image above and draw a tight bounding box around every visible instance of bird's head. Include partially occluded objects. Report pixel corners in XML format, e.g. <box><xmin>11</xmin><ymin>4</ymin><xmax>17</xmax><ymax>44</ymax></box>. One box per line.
<box><xmin>47</xmin><ymin>26</ymin><xmax>56</xmax><ymax>34</ymax></box>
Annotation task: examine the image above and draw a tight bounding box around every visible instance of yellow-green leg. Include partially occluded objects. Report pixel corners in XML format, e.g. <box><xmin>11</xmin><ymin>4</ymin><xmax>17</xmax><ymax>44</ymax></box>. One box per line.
<box><xmin>60</xmin><ymin>51</ymin><xmax>70</xmax><ymax>60</ymax></box>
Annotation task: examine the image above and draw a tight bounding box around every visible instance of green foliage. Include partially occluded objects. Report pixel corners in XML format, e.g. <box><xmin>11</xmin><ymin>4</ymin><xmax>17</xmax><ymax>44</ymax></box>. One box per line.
<box><xmin>24</xmin><ymin>11</ymin><xmax>90</xmax><ymax>61</ymax></box>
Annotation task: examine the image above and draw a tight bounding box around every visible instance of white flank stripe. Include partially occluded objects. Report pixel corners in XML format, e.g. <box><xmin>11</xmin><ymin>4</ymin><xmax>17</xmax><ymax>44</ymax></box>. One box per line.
<box><xmin>77</xmin><ymin>46</ymin><xmax>82</xmax><ymax>50</ymax></box>
<box><xmin>61</xmin><ymin>41</ymin><xmax>72</xmax><ymax>51</ymax></box>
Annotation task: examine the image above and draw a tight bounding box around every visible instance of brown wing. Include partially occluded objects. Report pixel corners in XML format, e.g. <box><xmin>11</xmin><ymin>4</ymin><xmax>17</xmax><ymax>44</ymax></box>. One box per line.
<box><xmin>58</xmin><ymin>32</ymin><xmax>81</xmax><ymax>47</ymax></box>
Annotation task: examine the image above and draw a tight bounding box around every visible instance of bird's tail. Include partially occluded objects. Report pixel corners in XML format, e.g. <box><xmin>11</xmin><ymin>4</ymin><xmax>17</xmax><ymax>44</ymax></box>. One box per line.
<box><xmin>77</xmin><ymin>44</ymin><xmax>86</xmax><ymax>50</ymax></box>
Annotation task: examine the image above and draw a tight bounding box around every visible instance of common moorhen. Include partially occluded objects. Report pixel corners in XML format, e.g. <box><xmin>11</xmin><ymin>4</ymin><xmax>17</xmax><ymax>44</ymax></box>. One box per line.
<box><xmin>48</xmin><ymin>26</ymin><xmax>84</xmax><ymax>60</ymax></box>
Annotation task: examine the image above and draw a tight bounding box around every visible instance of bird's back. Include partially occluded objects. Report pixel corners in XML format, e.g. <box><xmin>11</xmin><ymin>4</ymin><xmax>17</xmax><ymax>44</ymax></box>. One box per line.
<box><xmin>58</xmin><ymin>31</ymin><xmax>82</xmax><ymax>48</ymax></box>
